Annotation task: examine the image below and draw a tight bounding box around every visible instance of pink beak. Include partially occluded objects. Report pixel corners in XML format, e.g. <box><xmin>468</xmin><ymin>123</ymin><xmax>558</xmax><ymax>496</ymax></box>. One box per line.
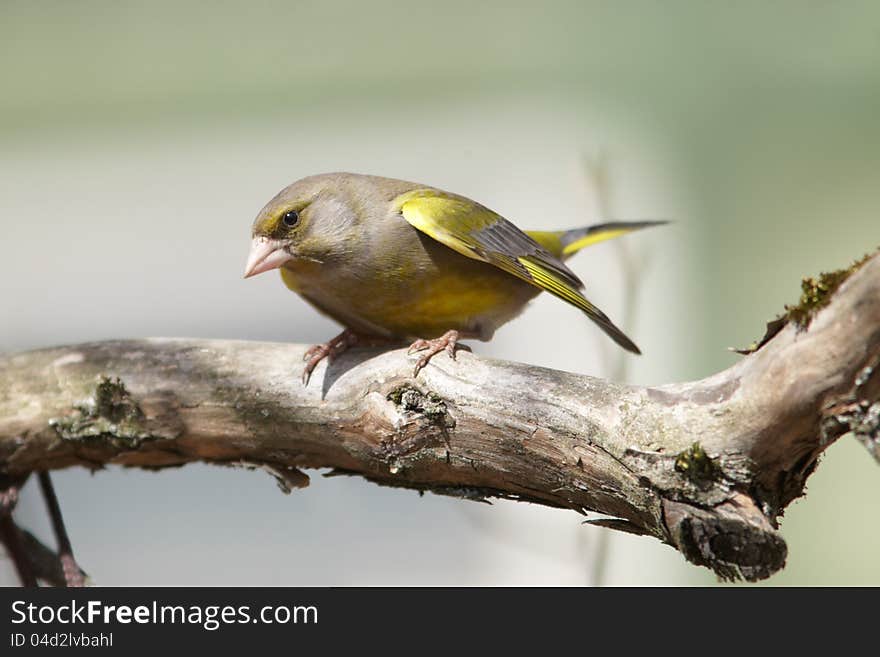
<box><xmin>243</xmin><ymin>237</ymin><xmax>293</xmax><ymax>278</ymax></box>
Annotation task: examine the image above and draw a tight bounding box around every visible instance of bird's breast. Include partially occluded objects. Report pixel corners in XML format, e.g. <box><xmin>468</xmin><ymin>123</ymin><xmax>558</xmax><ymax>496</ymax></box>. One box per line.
<box><xmin>279</xmin><ymin>234</ymin><xmax>537</xmax><ymax>340</ymax></box>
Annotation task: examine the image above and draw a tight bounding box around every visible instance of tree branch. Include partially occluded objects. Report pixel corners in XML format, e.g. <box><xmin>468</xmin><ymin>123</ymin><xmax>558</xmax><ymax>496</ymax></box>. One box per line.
<box><xmin>2</xmin><ymin>253</ymin><xmax>879</xmax><ymax>581</ymax></box>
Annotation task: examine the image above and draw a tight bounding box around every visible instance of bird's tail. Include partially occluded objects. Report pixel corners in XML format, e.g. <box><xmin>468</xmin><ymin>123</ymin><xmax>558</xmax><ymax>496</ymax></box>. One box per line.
<box><xmin>524</xmin><ymin>220</ymin><xmax>667</xmax><ymax>354</ymax></box>
<box><xmin>527</xmin><ymin>220</ymin><xmax>668</xmax><ymax>260</ymax></box>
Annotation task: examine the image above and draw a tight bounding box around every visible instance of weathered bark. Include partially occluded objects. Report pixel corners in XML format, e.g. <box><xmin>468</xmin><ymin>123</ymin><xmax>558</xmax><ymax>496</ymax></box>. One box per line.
<box><xmin>2</xmin><ymin>254</ymin><xmax>879</xmax><ymax>581</ymax></box>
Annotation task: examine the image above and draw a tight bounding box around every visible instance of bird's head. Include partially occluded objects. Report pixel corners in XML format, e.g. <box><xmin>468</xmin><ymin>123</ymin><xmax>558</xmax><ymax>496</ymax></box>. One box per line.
<box><xmin>244</xmin><ymin>174</ymin><xmax>358</xmax><ymax>278</ymax></box>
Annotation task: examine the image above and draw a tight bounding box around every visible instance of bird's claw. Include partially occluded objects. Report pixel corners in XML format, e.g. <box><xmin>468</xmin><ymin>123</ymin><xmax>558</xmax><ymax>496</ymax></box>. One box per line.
<box><xmin>302</xmin><ymin>329</ymin><xmax>469</xmax><ymax>383</ymax></box>
<box><xmin>408</xmin><ymin>330</ymin><xmax>467</xmax><ymax>377</ymax></box>
<box><xmin>302</xmin><ymin>344</ymin><xmax>322</xmax><ymax>362</ymax></box>
<box><xmin>302</xmin><ymin>344</ymin><xmax>334</xmax><ymax>384</ymax></box>
<box><xmin>407</xmin><ymin>339</ymin><xmax>430</xmax><ymax>355</ymax></box>
<box><xmin>301</xmin><ymin>330</ymin><xmax>359</xmax><ymax>385</ymax></box>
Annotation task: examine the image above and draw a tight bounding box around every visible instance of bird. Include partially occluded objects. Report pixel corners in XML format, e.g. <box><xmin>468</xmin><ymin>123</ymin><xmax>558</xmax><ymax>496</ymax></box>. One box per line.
<box><xmin>244</xmin><ymin>172</ymin><xmax>666</xmax><ymax>384</ymax></box>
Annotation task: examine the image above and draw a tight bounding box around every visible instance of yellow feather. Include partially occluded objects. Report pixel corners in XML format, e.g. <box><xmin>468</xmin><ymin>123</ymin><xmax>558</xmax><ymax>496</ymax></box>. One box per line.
<box><xmin>280</xmin><ymin>267</ymin><xmax>302</xmax><ymax>292</ymax></box>
<box><xmin>399</xmin><ymin>193</ymin><xmax>490</xmax><ymax>263</ymax></box>
<box><xmin>524</xmin><ymin>231</ymin><xmax>564</xmax><ymax>257</ymax></box>
<box><xmin>562</xmin><ymin>228</ymin><xmax>632</xmax><ymax>255</ymax></box>
<box><xmin>518</xmin><ymin>258</ymin><xmax>596</xmax><ymax>314</ymax></box>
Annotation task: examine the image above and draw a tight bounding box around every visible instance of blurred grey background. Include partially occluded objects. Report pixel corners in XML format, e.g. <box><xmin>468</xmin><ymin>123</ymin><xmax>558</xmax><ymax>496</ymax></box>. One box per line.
<box><xmin>2</xmin><ymin>0</ymin><xmax>879</xmax><ymax>585</ymax></box>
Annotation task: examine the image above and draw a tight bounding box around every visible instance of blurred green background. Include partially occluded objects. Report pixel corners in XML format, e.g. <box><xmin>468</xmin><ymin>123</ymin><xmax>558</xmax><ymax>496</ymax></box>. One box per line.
<box><xmin>2</xmin><ymin>0</ymin><xmax>879</xmax><ymax>585</ymax></box>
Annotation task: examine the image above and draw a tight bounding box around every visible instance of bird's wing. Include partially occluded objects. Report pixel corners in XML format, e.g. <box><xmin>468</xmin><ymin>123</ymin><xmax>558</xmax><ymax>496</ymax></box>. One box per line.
<box><xmin>397</xmin><ymin>189</ymin><xmax>640</xmax><ymax>353</ymax></box>
<box><xmin>398</xmin><ymin>190</ymin><xmax>582</xmax><ymax>288</ymax></box>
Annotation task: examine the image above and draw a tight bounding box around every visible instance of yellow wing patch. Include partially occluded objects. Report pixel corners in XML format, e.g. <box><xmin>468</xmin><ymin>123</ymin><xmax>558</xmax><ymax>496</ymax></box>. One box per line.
<box><xmin>399</xmin><ymin>190</ymin><xmax>583</xmax><ymax>289</ymax></box>
<box><xmin>399</xmin><ymin>192</ymin><xmax>488</xmax><ymax>263</ymax></box>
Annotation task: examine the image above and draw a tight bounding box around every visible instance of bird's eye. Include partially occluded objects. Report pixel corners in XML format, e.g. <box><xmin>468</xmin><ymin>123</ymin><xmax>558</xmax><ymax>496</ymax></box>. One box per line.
<box><xmin>282</xmin><ymin>210</ymin><xmax>300</xmax><ymax>227</ymax></box>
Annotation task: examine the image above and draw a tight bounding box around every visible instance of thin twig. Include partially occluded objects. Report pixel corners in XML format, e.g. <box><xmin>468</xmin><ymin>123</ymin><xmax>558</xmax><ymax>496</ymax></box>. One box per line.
<box><xmin>37</xmin><ymin>471</ymin><xmax>85</xmax><ymax>587</ymax></box>
<box><xmin>0</xmin><ymin>476</ymin><xmax>37</xmax><ymax>587</ymax></box>
<box><xmin>0</xmin><ymin>518</ymin><xmax>36</xmax><ymax>586</ymax></box>
<box><xmin>18</xmin><ymin>527</ymin><xmax>89</xmax><ymax>587</ymax></box>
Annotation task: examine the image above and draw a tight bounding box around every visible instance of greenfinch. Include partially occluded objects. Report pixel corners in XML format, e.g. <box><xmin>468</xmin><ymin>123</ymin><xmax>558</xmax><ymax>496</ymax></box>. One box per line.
<box><xmin>244</xmin><ymin>172</ymin><xmax>665</xmax><ymax>383</ymax></box>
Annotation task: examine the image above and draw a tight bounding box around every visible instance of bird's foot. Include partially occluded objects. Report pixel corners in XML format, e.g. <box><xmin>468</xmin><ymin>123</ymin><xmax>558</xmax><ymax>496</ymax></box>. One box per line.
<box><xmin>407</xmin><ymin>330</ymin><xmax>470</xmax><ymax>377</ymax></box>
<box><xmin>302</xmin><ymin>329</ymin><xmax>361</xmax><ymax>385</ymax></box>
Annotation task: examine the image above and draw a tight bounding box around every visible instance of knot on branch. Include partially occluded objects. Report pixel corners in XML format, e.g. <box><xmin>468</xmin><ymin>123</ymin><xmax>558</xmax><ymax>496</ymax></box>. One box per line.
<box><xmin>623</xmin><ymin>443</ymin><xmax>737</xmax><ymax>507</ymax></box>
<box><xmin>386</xmin><ymin>385</ymin><xmax>453</xmax><ymax>428</ymax></box>
<box><xmin>674</xmin><ymin>442</ymin><xmax>723</xmax><ymax>490</ymax></box>
<box><xmin>48</xmin><ymin>376</ymin><xmax>181</xmax><ymax>448</ymax></box>
<box><xmin>663</xmin><ymin>498</ymin><xmax>787</xmax><ymax>582</ymax></box>
<box><xmin>379</xmin><ymin>385</ymin><xmax>456</xmax><ymax>474</ymax></box>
